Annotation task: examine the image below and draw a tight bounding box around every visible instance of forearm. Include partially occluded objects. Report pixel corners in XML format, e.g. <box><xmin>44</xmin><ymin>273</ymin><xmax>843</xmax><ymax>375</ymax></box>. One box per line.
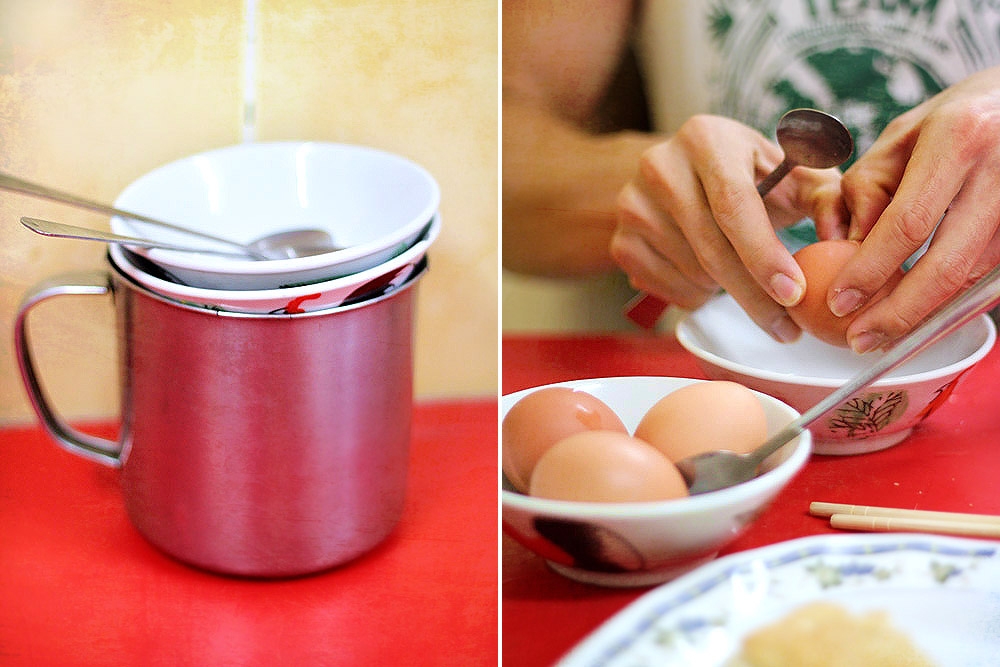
<box><xmin>502</xmin><ymin>98</ymin><xmax>660</xmax><ymax>278</ymax></box>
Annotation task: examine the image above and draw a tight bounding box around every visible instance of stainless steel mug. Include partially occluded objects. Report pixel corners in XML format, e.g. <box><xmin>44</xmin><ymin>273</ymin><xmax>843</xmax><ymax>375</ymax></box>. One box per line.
<box><xmin>15</xmin><ymin>260</ymin><xmax>423</xmax><ymax>577</ymax></box>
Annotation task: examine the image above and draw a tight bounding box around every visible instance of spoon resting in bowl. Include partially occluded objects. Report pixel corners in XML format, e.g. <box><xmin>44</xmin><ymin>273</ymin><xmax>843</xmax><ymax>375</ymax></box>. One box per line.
<box><xmin>677</xmin><ymin>262</ymin><xmax>1000</xmax><ymax>494</ymax></box>
<box><xmin>21</xmin><ymin>217</ymin><xmax>340</xmax><ymax>260</ymax></box>
<box><xmin>1</xmin><ymin>171</ymin><xmax>339</xmax><ymax>260</ymax></box>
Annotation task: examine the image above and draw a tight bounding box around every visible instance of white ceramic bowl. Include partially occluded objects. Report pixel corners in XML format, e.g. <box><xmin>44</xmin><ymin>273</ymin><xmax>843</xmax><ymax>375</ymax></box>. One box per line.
<box><xmin>676</xmin><ymin>294</ymin><xmax>997</xmax><ymax>455</ymax></box>
<box><xmin>501</xmin><ymin>376</ymin><xmax>811</xmax><ymax>587</ymax></box>
<box><xmin>109</xmin><ymin>213</ymin><xmax>439</xmax><ymax>314</ymax></box>
<box><xmin>110</xmin><ymin>142</ymin><xmax>439</xmax><ymax>290</ymax></box>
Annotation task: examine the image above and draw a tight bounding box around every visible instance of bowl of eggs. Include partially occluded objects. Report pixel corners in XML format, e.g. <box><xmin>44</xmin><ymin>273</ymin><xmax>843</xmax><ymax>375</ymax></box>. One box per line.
<box><xmin>501</xmin><ymin>376</ymin><xmax>811</xmax><ymax>587</ymax></box>
<box><xmin>676</xmin><ymin>292</ymin><xmax>996</xmax><ymax>455</ymax></box>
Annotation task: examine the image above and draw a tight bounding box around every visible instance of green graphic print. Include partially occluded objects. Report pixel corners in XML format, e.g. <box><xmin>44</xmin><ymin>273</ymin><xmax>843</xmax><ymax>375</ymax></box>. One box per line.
<box><xmin>706</xmin><ymin>0</ymin><xmax>1000</xmax><ymax>154</ymax></box>
<box><xmin>774</xmin><ymin>48</ymin><xmax>943</xmax><ymax>169</ymax></box>
<box><xmin>702</xmin><ymin>0</ymin><xmax>1000</xmax><ymax>246</ymax></box>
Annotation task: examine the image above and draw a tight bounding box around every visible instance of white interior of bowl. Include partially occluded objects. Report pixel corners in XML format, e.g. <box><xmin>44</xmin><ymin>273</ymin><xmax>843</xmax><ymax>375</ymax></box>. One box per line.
<box><xmin>676</xmin><ymin>294</ymin><xmax>997</xmax><ymax>387</ymax></box>
<box><xmin>500</xmin><ymin>376</ymin><xmax>811</xmax><ymax>517</ymax></box>
<box><xmin>111</xmin><ymin>141</ymin><xmax>439</xmax><ymax>275</ymax></box>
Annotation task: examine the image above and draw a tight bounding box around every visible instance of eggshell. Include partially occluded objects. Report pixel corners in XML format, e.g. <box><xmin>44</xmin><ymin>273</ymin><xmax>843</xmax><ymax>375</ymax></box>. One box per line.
<box><xmin>528</xmin><ymin>430</ymin><xmax>689</xmax><ymax>503</ymax></box>
<box><xmin>502</xmin><ymin>387</ymin><xmax>627</xmax><ymax>493</ymax></box>
<box><xmin>634</xmin><ymin>381</ymin><xmax>767</xmax><ymax>462</ymax></box>
<box><xmin>787</xmin><ymin>239</ymin><xmax>902</xmax><ymax>347</ymax></box>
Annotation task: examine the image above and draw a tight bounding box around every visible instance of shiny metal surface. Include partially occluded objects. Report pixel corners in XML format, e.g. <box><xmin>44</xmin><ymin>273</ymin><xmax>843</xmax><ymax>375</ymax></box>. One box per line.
<box><xmin>3</xmin><ymin>172</ymin><xmax>339</xmax><ymax>259</ymax></box>
<box><xmin>21</xmin><ymin>216</ymin><xmax>252</xmax><ymax>258</ymax></box>
<box><xmin>15</xmin><ymin>262</ymin><xmax>420</xmax><ymax>577</ymax></box>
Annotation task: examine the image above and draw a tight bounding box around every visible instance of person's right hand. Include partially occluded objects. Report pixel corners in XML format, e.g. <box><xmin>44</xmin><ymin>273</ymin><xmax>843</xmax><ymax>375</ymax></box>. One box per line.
<box><xmin>609</xmin><ymin>114</ymin><xmax>848</xmax><ymax>342</ymax></box>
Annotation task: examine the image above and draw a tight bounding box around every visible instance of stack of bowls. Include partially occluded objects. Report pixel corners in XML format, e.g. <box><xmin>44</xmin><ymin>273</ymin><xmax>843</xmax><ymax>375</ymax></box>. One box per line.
<box><xmin>108</xmin><ymin>141</ymin><xmax>440</xmax><ymax>312</ymax></box>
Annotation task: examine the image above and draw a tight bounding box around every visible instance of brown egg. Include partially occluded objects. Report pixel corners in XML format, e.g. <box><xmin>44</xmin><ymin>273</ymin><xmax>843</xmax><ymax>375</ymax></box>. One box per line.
<box><xmin>528</xmin><ymin>430</ymin><xmax>689</xmax><ymax>503</ymax></box>
<box><xmin>634</xmin><ymin>381</ymin><xmax>768</xmax><ymax>463</ymax></box>
<box><xmin>502</xmin><ymin>387</ymin><xmax>627</xmax><ymax>493</ymax></box>
<box><xmin>787</xmin><ymin>239</ymin><xmax>902</xmax><ymax>347</ymax></box>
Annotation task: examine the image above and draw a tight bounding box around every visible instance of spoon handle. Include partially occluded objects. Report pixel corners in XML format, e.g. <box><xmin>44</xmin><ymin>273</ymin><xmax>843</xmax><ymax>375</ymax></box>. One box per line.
<box><xmin>755</xmin><ymin>159</ymin><xmax>793</xmax><ymax>198</ymax></box>
<box><xmin>0</xmin><ymin>171</ymin><xmax>246</xmax><ymax>250</ymax></box>
<box><xmin>750</xmin><ymin>263</ymin><xmax>1000</xmax><ymax>465</ymax></box>
<box><xmin>20</xmin><ymin>217</ymin><xmax>250</xmax><ymax>258</ymax></box>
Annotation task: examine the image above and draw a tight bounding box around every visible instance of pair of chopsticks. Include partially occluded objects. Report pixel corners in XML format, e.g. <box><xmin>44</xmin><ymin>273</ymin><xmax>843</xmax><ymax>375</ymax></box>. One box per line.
<box><xmin>810</xmin><ymin>501</ymin><xmax>1000</xmax><ymax>539</ymax></box>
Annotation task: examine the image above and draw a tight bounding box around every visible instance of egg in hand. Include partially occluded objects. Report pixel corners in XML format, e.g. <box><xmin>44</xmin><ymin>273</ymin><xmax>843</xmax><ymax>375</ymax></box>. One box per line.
<box><xmin>787</xmin><ymin>239</ymin><xmax>902</xmax><ymax>347</ymax></box>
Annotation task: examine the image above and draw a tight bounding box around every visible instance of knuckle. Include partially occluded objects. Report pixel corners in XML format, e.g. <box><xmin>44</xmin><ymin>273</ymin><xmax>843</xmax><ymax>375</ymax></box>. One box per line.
<box><xmin>709</xmin><ymin>181</ymin><xmax>755</xmax><ymax>224</ymax></box>
<box><xmin>614</xmin><ymin>185</ymin><xmax>644</xmax><ymax>228</ymax></box>
<box><xmin>890</xmin><ymin>200</ymin><xmax>939</xmax><ymax>249</ymax></box>
<box><xmin>841</xmin><ymin>162</ymin><xmax>875</xmax><ymax>194</ymax></box>
<box><xmin>608</xmin><ymin>229</ymin><xmax>639</xmax><ymax>271</ymax></box>
<box><xmin>924</xmin><ymin>249</ymin><xmax>972</xmax><ymax>298</ymax></box>
<box><xmin>888</xmin><ymin>300</ymin><xmax>928</xmax><ymax>336</ymax></box>
<box><xmin>676</xmin><ymin>114</ymin><xmax>717</xmax><ymax>145</ymax></box>
<box><xmin>687</xmin><ymin>232</ymin><xmax>730</xmax><ymax>279</ymax></box>
<box><xmin>933</xmin><ymin>98</ymin><xmax>1000</xmax><ymax>163</ymax></box>
<box><xmin>637</xmin><ymin>144</ymin><xmax>673</xmax><ymax>193</ymax></box>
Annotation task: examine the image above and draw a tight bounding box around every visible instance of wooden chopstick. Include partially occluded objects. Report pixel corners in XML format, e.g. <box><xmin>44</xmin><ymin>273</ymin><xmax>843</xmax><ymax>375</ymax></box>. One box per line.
<box><xmin>828</xmin><ymin>513</ymin><xmax>1000</xmax><ymax>538</ymax></box>
<box><xmin>810</xmin><ymin>501</ymin><xmax>1000</xmax><ymax>539</ymax></box>
<box><xmin>811</xmin><ymin>501</ymin><xmax>1000</xmax><ymax>525</ymax></box>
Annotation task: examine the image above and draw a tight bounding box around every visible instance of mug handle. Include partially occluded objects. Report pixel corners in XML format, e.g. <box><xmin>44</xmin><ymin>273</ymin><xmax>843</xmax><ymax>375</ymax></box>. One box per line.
<box><xmin>14</xmin><ymin>270</ymin><xmax>123</xmax><ymax>468</ymax></box>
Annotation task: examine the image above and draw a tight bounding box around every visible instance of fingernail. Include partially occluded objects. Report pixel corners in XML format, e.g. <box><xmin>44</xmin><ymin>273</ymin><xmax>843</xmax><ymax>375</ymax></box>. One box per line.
<box><xmin>770</xmin><ymin>314</ymin><xmax>801</xmax><ymax>343</ymax></box>
<box><xmin>829</xmin><ymin>288</ymin><xmax>866</xmax><ymax>317</ymax></box>
<box><xmin>770</xmin><ymin>272</ymin><xmax>804</xmax><ymax>307</ymax></box>
<box><xmin>849</xmin><ymin>331</ymin><xmax>885</xmax><ymax>355</ymax></box>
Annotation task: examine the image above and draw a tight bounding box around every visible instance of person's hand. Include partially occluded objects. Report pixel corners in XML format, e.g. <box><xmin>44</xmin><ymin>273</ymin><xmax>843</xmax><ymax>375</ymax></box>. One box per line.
<box><xmin>830</xmin><ymin>66</ymin><xmax>1000</xmax><ymax>354</ymax></box>
<box><xmin>609</xmin><ymin>114</ymin><xmax>847</xmax><ymax>342</ymax></box>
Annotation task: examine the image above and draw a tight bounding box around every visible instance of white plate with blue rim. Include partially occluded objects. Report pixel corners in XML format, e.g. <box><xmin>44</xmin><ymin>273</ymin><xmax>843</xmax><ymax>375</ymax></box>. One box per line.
<box><xmin>558</xmin><ymin>533</ymin><xmax>1000</xmax><ymax>666</ymax></box>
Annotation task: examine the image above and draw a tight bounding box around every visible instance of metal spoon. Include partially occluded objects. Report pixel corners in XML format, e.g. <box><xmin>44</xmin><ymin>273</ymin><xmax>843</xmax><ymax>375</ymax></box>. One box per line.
<box><xmin>678</xmin><ymin>262</ymin><xmax>1000</xmax><ymax>494</ymax></box>
<box><xmin>21</xmin><ymin>217</ymin><xmax>261</xmax><ymax>258</ymax></box>
<box><xmin>624</xmin><ymin>108</ymin><xmax>855</xmax><ymax>328</ymax></box>
<box><xmin>0</xmin><ymin>171</ymin><xmax>338</xmax><ymax>260</ymax></box>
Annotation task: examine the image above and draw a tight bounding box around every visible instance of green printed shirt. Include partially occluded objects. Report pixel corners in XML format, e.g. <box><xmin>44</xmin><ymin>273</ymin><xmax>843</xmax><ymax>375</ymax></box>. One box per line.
<box><xmin>638</xmin><ymin>0</ymin><xmax>1000</xmax><ymax>246</ymax></box>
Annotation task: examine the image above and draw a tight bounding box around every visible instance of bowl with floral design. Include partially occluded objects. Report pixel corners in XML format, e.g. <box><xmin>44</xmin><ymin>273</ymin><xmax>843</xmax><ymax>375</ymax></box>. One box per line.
<box><xmin>676</xmin><ymin>294</ymin><xmax>996</xmax><ymax>455</ymax></box>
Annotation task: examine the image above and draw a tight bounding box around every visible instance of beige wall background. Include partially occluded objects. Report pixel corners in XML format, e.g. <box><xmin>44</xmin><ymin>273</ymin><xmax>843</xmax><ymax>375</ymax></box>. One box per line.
<box><xmin>0</xmin><ymin>0</ymin><xmax>497</xmax><ymax>424</ymax></box>
<box><xmin>502</xmin><ymin>270</ymin><xmax>636</xmax><ymax>332</ymax></box>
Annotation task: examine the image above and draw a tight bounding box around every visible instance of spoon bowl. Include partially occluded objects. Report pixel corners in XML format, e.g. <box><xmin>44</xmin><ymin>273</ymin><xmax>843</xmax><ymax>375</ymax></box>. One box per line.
<box><xmin>248</xmin><ymin>229</ymin><xmax>342</xmax><ymax>259</ymax></box>
<box><xmin>754</xmin><ymin>108</ymin><xmax>854</xmax><ymax>193</ymax></box>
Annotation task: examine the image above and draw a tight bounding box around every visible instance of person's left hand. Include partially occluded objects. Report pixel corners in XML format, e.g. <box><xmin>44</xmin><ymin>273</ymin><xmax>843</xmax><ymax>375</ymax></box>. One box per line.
<box><xmin>828</xmin><ymin>65</ymin><xmax>1000</xmax><ymax>353</ymax></box>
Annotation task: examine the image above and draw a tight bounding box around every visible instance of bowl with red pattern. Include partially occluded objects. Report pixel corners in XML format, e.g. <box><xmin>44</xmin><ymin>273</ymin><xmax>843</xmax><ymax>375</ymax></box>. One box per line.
<box><xmin>109</xmin><ymin>213</ymin><xmax>438</xmax><ymax>314</ymax></box>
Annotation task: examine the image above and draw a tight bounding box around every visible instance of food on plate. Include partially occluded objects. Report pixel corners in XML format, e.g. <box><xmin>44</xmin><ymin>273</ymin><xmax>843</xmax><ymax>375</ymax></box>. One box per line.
<box><xmin>787</xmin><ymin>239</ymin><xmax>902</xmax><ymax>347</ymax></box>
<box><xmin>727</xmin><ymin>601</ymin><xmax>935</xmax><ymax>667</ymax></box>
<box><xmin>634</xmin><ymin>381</ymin><xmax>767</xmax><ymax>463</ymax></box>
<box><xmin>502</xmin><ymin>387</ymin><xmax>627</xmax><ymax>492</ymax></box>
<box><xmin>528</xmin><ymin>430</ymin><xmax>689</xmax><ymax>502</ymax></box>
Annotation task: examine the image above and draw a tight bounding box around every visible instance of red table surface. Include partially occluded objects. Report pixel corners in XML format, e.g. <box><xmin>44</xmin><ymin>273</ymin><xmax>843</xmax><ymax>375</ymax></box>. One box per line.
<box><xmin>502</xmin><ymin>332</ymin><xmax>1000</xmax><ymax>667</ymax></box>
<box><xmin>0</xmin><ymin>398</ymin><xmax>498</xmax><ymax>667</ymax></box>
